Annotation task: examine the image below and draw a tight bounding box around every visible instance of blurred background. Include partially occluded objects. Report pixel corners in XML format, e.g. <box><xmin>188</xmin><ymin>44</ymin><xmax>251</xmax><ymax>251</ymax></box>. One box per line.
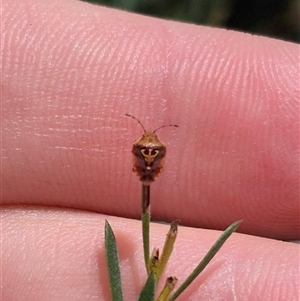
<box><xmin>84</xmin><ymin>0</ymin><xmax>299</xmax><ymax>43</ymax></box>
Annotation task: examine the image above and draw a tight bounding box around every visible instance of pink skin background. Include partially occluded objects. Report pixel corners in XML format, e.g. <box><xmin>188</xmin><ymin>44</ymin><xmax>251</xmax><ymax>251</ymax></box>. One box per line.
<box><xmin>1</xmin><ymin>0</ymin><xmax>299</xmax><ymax>300</ymax></box>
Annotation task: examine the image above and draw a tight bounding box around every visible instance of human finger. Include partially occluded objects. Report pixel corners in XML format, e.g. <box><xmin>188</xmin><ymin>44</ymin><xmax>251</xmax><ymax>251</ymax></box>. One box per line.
<box><xmin>2</xmin><ymin>0</ymin><xmax>299</xmax><ymax>239</ymax></box>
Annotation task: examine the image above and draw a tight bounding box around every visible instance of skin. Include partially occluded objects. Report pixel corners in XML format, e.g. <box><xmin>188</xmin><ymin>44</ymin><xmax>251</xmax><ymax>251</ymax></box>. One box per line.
<box><xmin>1</xmin><ymin>0</ymin><xmax>299</xmax><ymax>300</ymax></box>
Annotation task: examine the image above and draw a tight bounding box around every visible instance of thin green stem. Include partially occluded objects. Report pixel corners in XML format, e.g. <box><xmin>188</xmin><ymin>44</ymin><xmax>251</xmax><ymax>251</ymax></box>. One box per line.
<box><xmin>142</xmin><ymin>184</ymin><xmax>151</xmax><ymax>274</ymax></box>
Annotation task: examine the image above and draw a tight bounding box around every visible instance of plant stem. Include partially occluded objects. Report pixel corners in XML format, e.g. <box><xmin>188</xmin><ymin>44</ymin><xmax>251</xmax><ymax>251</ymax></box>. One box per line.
<box><xmin>142</xmin><ymin>184</ymin><xmax>151</xmax><ymax>274</ymax></box>
<box><xmin>156</xmin><ymin>276</ymin><xmax>178</xmax><ymax>301</ymax></box>
<box><xmin>152</xmin><ymin>220</ymin><xmax>179</xmax><ymax>282</ymax></box>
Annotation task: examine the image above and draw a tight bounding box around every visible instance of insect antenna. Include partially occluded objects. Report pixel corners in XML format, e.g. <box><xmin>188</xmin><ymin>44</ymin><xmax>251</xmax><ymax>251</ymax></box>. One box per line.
<box><xmin>153</xmin><ymin>124</ymin><xmax>178</xmax><ymax>134</ymax></box>
<box><xmin>125</xmin><ymin>113</ymin><xmax>146</xmax><ymax>133</ymax></box>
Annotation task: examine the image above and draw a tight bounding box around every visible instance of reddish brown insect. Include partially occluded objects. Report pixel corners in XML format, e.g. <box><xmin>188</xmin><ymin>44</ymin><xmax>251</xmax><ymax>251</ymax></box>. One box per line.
<box><xmin>125</xmin><ymin>113</ymin><xmax>178</xmax><ymax>185</ymax></box>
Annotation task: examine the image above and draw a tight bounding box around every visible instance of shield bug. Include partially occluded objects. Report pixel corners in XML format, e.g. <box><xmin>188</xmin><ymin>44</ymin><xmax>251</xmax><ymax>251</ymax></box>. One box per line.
<box><xmin>125</xmin><ymin>113</ymin><xmax>178</xmax><ymax>185</ymax></box>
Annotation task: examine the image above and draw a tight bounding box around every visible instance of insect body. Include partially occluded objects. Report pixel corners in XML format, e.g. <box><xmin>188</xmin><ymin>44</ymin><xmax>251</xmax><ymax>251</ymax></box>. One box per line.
<box><xmin>125</xmin><ymin>113</ymin><xmax>178</xmax><ymax>185</ymax></box>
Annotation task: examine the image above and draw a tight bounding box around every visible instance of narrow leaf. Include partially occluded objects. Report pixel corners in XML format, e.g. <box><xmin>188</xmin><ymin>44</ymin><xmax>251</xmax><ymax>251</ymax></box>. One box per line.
<box><xmin>168</xmin><ymin>220</ymin><xmax>241</xmax><ymax>301</ymax></box>
<box><xmin>105</xmin><ymin>220</ymin><xmax>124</xmax><ymax>301</ymax></box>
<box><xmin>137</xmin><ymin>273</ymin><xmax>156</xmax><ymax>301</ymax></box>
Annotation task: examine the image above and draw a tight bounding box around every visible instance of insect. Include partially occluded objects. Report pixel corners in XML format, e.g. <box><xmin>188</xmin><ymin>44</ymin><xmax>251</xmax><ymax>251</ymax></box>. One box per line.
<box><xmin>125</xmin><ymin>113</ymin><xmax>178</xmax><ymax>185</ymax></box>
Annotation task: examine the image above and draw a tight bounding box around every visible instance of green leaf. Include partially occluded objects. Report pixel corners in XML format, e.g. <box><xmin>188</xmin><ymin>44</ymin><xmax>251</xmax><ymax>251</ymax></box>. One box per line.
<box><xmin>168</xmin><ymin>220</ymin><xmax>241</xmax><ymax>301</ymax></box>
<box><xmin>105</xmin><ymin>220</ymin><xmax>124</xmax><ymax>301</ymax></box>
<box><xmin>137</xmin><ymin>273</ymin><xmax>156</xmax><ymax>301</ymax></box>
